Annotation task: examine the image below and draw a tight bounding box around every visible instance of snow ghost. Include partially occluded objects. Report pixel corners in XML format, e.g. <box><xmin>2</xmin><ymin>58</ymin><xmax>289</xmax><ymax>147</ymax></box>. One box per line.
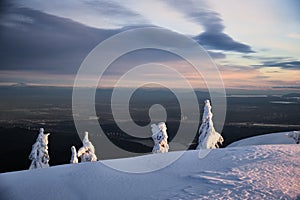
<box><xmin>77</xmin><ymin>131</ymin><xmax>97</xmax><ymax>162</ymax></box>
<box><xmin>197</xmin><ymin>100</ymin><xmax>224</xmax><ymax>149</ymax></box>
<box><xmin>70</xmin><ymin>146</ymin><xmax>78</xmax><ymax>164</ymax></box>
<box><xmin>151</xmin><ymin>122</ymin><xmax>169</xmax><ymax>153</ymax></box>
<box><xmin>29</xmin><ymin>128</ymin><xmax>50</xmax><ymax>169</ymax></box>
<box><xmin>287</xmin><ymin>131</ymin><xmax>300</xmax><ymax>144</ymax></box>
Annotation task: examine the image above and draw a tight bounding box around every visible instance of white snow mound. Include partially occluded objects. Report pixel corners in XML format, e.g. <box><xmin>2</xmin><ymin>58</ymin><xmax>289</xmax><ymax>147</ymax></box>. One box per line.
<box><xmin>1</xmin><ymin>144</ymin><xmax>299</xmax><ymax>200</ymax></box>
<box><xmin>228</xmin><ymin>131</ymin><xmax>297</xmax><ymax>147</ymax></box>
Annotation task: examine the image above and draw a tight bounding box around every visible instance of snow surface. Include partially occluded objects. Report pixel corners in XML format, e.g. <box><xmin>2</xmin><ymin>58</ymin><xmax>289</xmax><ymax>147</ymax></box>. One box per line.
<box><xmin>228</xmin><ymin>131</ymin><xmax>297</xmax><ymax>147</ymax></box>
<box><xmin>1</xmin><ymin>143</ymin><xmax>299</xmax><ymax>199</ymax></box>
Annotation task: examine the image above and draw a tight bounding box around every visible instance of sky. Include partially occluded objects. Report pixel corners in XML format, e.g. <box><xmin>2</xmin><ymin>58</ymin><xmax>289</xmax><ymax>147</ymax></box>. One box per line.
<box><xmin>0</xmin><ymin>0</ymin><xmax>299</xmax><ymax>89</ymax></box>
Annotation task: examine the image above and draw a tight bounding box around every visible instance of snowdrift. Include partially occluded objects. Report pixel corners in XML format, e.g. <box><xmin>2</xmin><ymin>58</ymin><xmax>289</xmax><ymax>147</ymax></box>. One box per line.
<box><xmin>1</xmin><ymin>143</ymin><xmax>299</xmax><ymax>199</ymax></box>
<box><xmin>228</xmin><ymin>131</ymin><xmax>297</xmax><ymax>147</ymax></box>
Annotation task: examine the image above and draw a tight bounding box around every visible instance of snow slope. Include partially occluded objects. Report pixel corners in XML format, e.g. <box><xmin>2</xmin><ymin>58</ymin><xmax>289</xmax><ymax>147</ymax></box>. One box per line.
<box><xmin>228</xmin><ymin>131</ymin><xmax>297</xmax><ymax>147</ymax></box>
<box><xmin>1</xmin><ymin>144</ymin><xmax>299</xmax><ymax>199</ymax></box>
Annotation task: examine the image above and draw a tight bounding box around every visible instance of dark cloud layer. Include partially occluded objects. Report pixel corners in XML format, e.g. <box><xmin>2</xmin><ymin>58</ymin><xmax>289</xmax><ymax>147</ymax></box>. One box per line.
<box><xmin>196</xmin><ymin>32</ymin><xmax>254</xmax><ymax>53</ymax></box>
<box><xmin>272</xmin><ymin>86</ymin><xmax>300</xmax><ymax>89</ymax></box>
<box><xmin>243</xmin><ymin>55</ymin><xmax>300</xmax><ymax>70</ymax></box>
<box><xmin>0</xmin><ymin>2</ymin><xmax>253</xmax><ymax>77</ymax></box>
<box><xmin>0</xmin><ymin>5</ymin><xmax>228</xmax><ymax>76</ymax></box>
<box><xmin>249</xmin><ymin>55</ymin><xmax>300</xmax><ymax>70</ymax></box>
<box><xmin>0</xmin><ymin>8</ymin><xmax>187</xmax><ymax>77</ymax></box>
<box><xmin>262</xmin><ymin>61</ymin><xmax>300</xmax><ymax>69</ymax></box>
<box><xmin>168</xmin><ymin>0</ymin><xmax>254</xmax><ymax>53</ymax></box>
<box><xmin>242</xmin><ymin>55</ymin><xmax>292</xmax><ymax>61</ymax></box>
<box><xmin>192</xmin><ymin>10</ymin><xmax>254</xmax><ymax>53</ymax></box>
<box><xmin>0</xmin><ymin>6</ymin><xmax>121</xmax><ymax>74</ymax></box>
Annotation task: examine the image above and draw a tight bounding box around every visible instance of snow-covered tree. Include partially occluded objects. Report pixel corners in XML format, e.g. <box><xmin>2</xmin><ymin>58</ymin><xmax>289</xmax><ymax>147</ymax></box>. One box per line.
<box><xmin>151</xmin><ymin>122</ymin><xmax>169</xmax><ymax>153</ymax></box>
<box><xmin>70</xmin><ymin>146</ymin><xmax>78</xmax><ymax>164</ymax></box>
<box><xmin>77</xmin><ymin>132</ymin><xmax>97</xmax><ymax>162</ymax></box>
<box><xmin>197</xmin><ymin>100</ymin><xmax>224</xmax><ymax>149</ymax></box>
<box><xmin>287</xmin><ymin>131</ymin><xmax>300</xmax><ymax>144</ymax></box>
<box><xmin>29</xmin><ymin>128</ymin><xmax>50</xmax><ymax>169</ymax></box>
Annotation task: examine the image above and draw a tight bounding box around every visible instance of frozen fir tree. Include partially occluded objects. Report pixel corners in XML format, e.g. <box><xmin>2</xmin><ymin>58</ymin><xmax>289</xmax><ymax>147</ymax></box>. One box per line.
<box><xmin>151</xmin><ymin>122</ymin><xmax>169</xmax><ymax>153</ymax></box>
<box><xmin>77</xmin><ymin>132</ymin><xmax>97</xmax><ymax>162</ymax></box>
<box><xmin>70</xmin><ymin>146</ymin><xmax>78</xmax><ymax>164</ymax></box>
<box><xmin>29</xmin><ymin>128</ymin><xmax>50</xmax><ymax>169</ymax></box>
<box><xmin>197</xmin><ymin>100</ymin><xmax>224</xmax><ymax>149</ymax></box>
<box><xmin>287</xmin><ymin>131</ymin><xmax>300</xmax><ymax>144</ymax></box>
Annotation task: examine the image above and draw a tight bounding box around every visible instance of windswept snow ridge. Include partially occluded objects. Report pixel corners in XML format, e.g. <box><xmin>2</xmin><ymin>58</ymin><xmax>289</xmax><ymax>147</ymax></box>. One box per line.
<box><xmin>228</xmin><ymin>131</ymin><xmax>298</xmax><ymax>147</ymax></box>
<box><xmin>1</xmin><ymin>145</ymin><xmax>299</xmax><ymax>200</ymax></box>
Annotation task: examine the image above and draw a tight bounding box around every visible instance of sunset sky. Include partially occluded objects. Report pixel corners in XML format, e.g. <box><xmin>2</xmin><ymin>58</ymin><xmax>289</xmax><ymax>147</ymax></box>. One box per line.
<box><xmin>0</xmin><ymin>0</ymin><xmax>299</xmax><ymax>89</ymax></box>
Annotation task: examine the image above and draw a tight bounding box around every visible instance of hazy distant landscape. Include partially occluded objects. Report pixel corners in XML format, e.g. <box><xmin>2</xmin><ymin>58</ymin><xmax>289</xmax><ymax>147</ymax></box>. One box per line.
<box><xmin>0</xmin><ymin>86</ymin><xmax>299</xmax><ymax>173</ymax></box>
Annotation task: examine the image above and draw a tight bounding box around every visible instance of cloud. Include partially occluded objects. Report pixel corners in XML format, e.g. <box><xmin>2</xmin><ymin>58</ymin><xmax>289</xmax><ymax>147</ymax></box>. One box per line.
<box><xmin>242</xmin><ymin>55</ymin><xmax>292</xmax><ymax>61</ymax></box>
<box><xmin>12</xmin><ymin>0</ymin><xmax>254</xmax><ymax>53</ymax></box>
<box><xmin>243</xmin><ymin>55</ymin><xmax>300</xmax><ymax>70</ymax></box>
<box><xmin>207</xmin><ymin>51</ymin><xmax>226</xmax><ymax>59</ymax></box>
<box><xmin>254</xmin><ymin>75</ymin><xmax>271</xmax><ymax>79</ymax></box>
<box><xmin>11</xmin><ymin>0</ymin><xmax>202</xmax><ymax>34</ymax></box>
<box><xmin>191</xmin><ymin>9</ymin><xmax>254</xmax><ymax>53</ymax></box>
<box><xmin>12</xmin><ymin>0</ymin><xmax>148</xmax><ymax>29</ymax></box>
<box><xmin>272</xmin><ymin>85</ymin><xmax>300</xmax><ymax>89</ymax></box>
<box><xmin>167</xmin><ymin>0</ymin><xmax>254</xmax><ymax>53</ymax></box>
<box><xmin>0</xmin><ymin>8</ymin><xmax>203</xmax><ymax>79</ymax></box>
<box><xmin>287</xmin><ymin>33</ymin><xmax>300</xmax><ymax>39</ymax></box>
<box><xmin>0</xmin><ymin>4</ymin><xmax>228</xmax><ymax>77</ymax></box>
<box><xmin>195</xmin><ymin>32</ymin><xmax>254</xmax><ymax>53</ymax></box>
<box><xmin>0</xmin><ymin>6</ymin><xmax>122</xmax><ymax>74</ymax></box>
<box><xmin>120</xmin><ymin>0</ymin><xmax>203</xmax><ymax>35</ymax></box>
<box><xmin>260</xmin><ymin>61</ymin><xmax>300</xmax><ymax>70</ymax></box>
